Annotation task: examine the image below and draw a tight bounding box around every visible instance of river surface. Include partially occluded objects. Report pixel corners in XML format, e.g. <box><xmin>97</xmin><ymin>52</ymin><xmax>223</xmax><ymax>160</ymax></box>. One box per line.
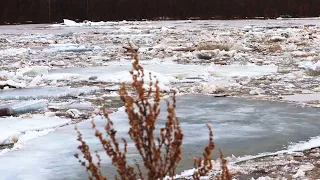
<box><xmin>1</xmin><ymin>18</ymin><xmax>320</xmax><ymax>34</ymax></box>
<box><xmin>1</xmin><ymin>94</ymin><xmax>320</xmax><ymax>179</ymax></box>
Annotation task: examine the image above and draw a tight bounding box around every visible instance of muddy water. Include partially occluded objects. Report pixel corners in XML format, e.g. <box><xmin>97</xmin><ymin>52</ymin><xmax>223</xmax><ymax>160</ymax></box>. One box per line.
<box><xmin>0</xmin><ymin>95</ymin><xmax>320</xmax><ymax>179</ymax></box>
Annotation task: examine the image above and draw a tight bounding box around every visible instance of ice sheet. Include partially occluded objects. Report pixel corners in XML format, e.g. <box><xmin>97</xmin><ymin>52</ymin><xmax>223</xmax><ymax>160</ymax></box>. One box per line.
<box><xmin>0</xmin><ymin>86</ymin><xmax>99</xmax><ymax>100</ymax></box>
<box><xmin>49</xmin><ymin>62</ymin><xmax>277</xmax><ymax>85</ymax></box>
<box><xmin>0</xmin><ymin>99</ymin><xmax>48</xmax><ymax>114</ymax></box>
<box><xmin>43</xmin><ymin>43</ymin><xmax>102</xmax><ymax>52</ymax></box>
<box><xmin>0</xmin><ymin>115</ymin><xmax>70</xmax><ymax>145</ymax></box>
<box><xmin>282</xmin><ymin>93</ymin><xmax>320</xmax><ymax>102</ymax></box>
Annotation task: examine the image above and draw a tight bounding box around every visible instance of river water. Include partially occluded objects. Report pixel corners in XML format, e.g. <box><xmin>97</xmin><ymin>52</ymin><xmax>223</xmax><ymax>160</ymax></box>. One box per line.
<box><xmin>1</xmin><ymin>94</ymin><xmax>320</xmax><ymax>179</ymax></box>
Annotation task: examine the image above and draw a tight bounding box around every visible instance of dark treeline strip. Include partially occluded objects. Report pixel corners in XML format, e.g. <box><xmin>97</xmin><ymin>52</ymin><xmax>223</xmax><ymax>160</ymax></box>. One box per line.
<box><xmin>0</xmin><ymin>0</ymin><xmax>319</xmax><ymax>24</ymax></box>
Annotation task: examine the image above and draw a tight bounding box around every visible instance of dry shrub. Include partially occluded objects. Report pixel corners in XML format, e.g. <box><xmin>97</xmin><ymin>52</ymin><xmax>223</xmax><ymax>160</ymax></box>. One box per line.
<box><xmin>75</xmin><ymin>47</ymin><xmax>232</xmax><ymax>180</ymax></box>
<box><xmin>193</xmin><ymin>124</ymin><xmax>232</xmax><ymax>180</ymax></box>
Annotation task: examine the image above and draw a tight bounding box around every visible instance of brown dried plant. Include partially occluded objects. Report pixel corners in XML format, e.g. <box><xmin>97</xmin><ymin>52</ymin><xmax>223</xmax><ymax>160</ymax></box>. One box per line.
<box><xmin>192</xmin><ymin>124</ymin><xmax>232</xmax><ymax>180</ymax></box>
<box><xmin>75</xmin><ymin>47</ymin><xmax>232</xmax><ymax>180</ymax></box>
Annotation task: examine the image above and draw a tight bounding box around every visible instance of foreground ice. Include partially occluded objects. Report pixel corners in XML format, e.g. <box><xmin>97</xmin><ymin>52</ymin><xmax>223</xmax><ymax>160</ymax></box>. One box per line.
<box><xmin>0</xmin><ymin>115</ymin><xmax>70</xmax><ymax>145</ymax></box>
<box><xmin>0</xmin><ymin>99</ymin><xmax>48</xmax><ymax>115</ymax></box>
<box><xmin>0</xmin><ymin>95</ymin><xmax>320</xmax><ymax>179</ymax></box>
<box><xmin>0</xmin><ymin>86</ymin><xmax>99</xmax><ymax>100</ymax></box>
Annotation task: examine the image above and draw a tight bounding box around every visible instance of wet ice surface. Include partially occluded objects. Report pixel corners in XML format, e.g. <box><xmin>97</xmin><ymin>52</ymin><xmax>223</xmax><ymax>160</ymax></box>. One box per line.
<box><xmin>0</xmin><ymin>86</ymin><xmax>99</xmax><ymax>100</ymax></box>
<box><xmin>49</xmin><ymin>61</ymin><xmax>277</xmax><ymax>84</ymax></box>
<box><xmin>1</xmin><ymin>95</ymin><xmax>320</xmax><ymax>179</ymax></box>
<box><xmin>0</xmin><ymin>115</ymin><xmax>70</xmax><ymax>144</ymax></box>
<box><xmin>283</xmin><ymin>93</ymin><xmax>320</xmax><ymax>102</ymax></box>
<box><xmin>0</xmin><ymin>99</ymin><xmax>48</xmax><ymax>114</ymax></box>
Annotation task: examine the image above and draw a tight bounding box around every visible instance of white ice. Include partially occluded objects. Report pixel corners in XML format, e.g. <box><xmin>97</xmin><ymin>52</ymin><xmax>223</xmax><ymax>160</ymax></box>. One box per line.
<box><xmin>0</xmin><ymin>48</ymin><xmax>30</xmax><ymax>56</ymax></box>
<box><xmin>0</xmin><ymin>99</ymin><xmax>48</xmax><ymax>114</ymax></box>
<box><xmin>282</xmin><ymin>93</ymin><xmax>320</xmax><ymax>102</ymax></box>
<box><xmin>0</xmin><ymin>80</ymin><xmax>26</xmax><ymax>88</ymax></box>
<box><xmin>18</xmin><ymin>66</ymin><xmax>49</xmax><ymax>77</ymax></box>
<box><xmin>0</xmin><ymin>86</ymin><xmax>99</xmax><ymax>100</ymax></box>
<box><xmin>287</xmin><ymin>135</ymin><xmax>320</xmax><ymax>152</ymax></box>
<box><xmin>0</xmin><ymin>115</ymin><xmax>70</xmax><ymax>145</ymax></box>
<box><xmin>50</xmin><ymin>19</ymin><xmax>131</xmax><ymax>27</ymax></box>
<box><xmin>43</xmin><ymin>43</ymin><xmax>102</xmax><ymax>52</ymax></box>
<box><xmin>49</xmin><ymin>61</ymin><xmax>278</xmax><ymax>86</ymax></box>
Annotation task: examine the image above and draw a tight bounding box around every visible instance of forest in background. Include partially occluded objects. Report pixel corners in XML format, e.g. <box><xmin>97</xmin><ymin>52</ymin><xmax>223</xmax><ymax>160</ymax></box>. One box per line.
<box><xmin>0</xmin><ymin>0</ymin><xmax>319</xmax><ymax>24</ymax></box>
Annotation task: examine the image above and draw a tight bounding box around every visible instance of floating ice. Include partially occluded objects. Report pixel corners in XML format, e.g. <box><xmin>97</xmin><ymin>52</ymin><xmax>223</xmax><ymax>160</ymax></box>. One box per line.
<box><xmin>287</xmin><ymin>135</ymin><xmax>320</xmax><ymax>152</ymax></box>
<box><xmin>0</xmin><ymin>129</ymin><xmax>55</xmax><ymax>156</ymax></box>
<box><xmin>282</xmin><ymin>93</ymin><xmax>320</xmax><ymax>102</ymax></box>
<box><xmin>0</xmin><ymin>115</ymin><xmax>70</xmax><ymax>145</ymax></box>
<box><xmin>48</xmin><ymin>102</ymin><xmax>94</xmax><ymax>111</ymax></box>
<box><xmin>97</xmin><ymin>69</ymin><xmax>173</xmax><ymax>84</ymax></box>
<box><xmin>0</xmin><ymin>99</ymin><xmax>48</xmax><ymax>115</ymax></box>
<box><xmin>51</xmin><ymin>19</ymin><xmax>121</xmax><ymax>27</ymax></box>
<box><xmin>29</xmin><ymin>76</ymin><xmax>43</xmax><ymax>86</ymax></box>
<box><xmin>42</xmin><ymin>73</ymin><xmax>84</xmax><ymax>81</ymax></box>
<box><xmin>43</xmin><ymin>43</ymin><xmax>101</xmax><ymax>52</ymax></box>
<box><xmin>212</xmin><ymin>64</ymin><xmax>278</xmax><ymax>77</ymax></box>
<box><xmin>0</xmin><ymin>86</ymin><xmax>99</xmax><ymax>100</ymax></box>
<box><xmin>173</xmin><ymin>168</ymin><xmax>197</xmax><ymax>179</ymax></box>
<box><xmin>299</xmin><ymin>61</ymin><xmax>320</xmax><ymax>76</ymax></box>
<box><xmin>49</xmin><ymin>62</ymin><xmax>277</xmax><ymax>86</ymax></box>
<box><xmin>63</xmin><ymin>19</ymin><xmax>80</xmax><ymax>27</ymax></box>
<box><xmin>0</xmin><ymin>80</ymin><xmax>26</xmax><ymax>88</ymax></box>
<box><xmin>0</xmin><ymin>48</ymin><xmax>30</xmax><ymax>56</ymax></box>
<box><xmin>18</xmin><ymin>66</ymin><xmax>49</xmax><ymax>77</ymax></box>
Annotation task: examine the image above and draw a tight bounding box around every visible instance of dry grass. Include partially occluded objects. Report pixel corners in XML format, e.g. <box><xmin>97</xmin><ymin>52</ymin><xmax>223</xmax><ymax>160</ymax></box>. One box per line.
<box><xmin>75</xmin><ymin>47</ymin><xmax>232</xmax><ymax>180</ymax></box>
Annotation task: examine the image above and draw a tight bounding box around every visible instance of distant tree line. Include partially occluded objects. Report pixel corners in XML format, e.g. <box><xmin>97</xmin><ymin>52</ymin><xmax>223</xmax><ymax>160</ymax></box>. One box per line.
<box><xmin>0</xmin><ymin>0</ymin><xmax>319</xmax><ymax>24</ymax></box>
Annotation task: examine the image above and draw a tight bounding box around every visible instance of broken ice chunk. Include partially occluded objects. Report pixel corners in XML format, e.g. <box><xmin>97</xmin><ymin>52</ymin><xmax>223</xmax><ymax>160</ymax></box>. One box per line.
<box><xmin>0</xmin><ymin>100</ymin><xmax>48</xmax><ymax>116</ymax></box>
<box><xmin>0</xmin><ymin>115</ymin><xmax>71</xmax><ymax>145</ymax></box>
<box><xmin>19</xmin><ymin>66</ymin><xmax>49</xmax><ymax>77</ymax></box>
<box><xmin>0</xmin><ymin>86</ymin><xmax>99</xmax><ymax>100</ymax></box>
